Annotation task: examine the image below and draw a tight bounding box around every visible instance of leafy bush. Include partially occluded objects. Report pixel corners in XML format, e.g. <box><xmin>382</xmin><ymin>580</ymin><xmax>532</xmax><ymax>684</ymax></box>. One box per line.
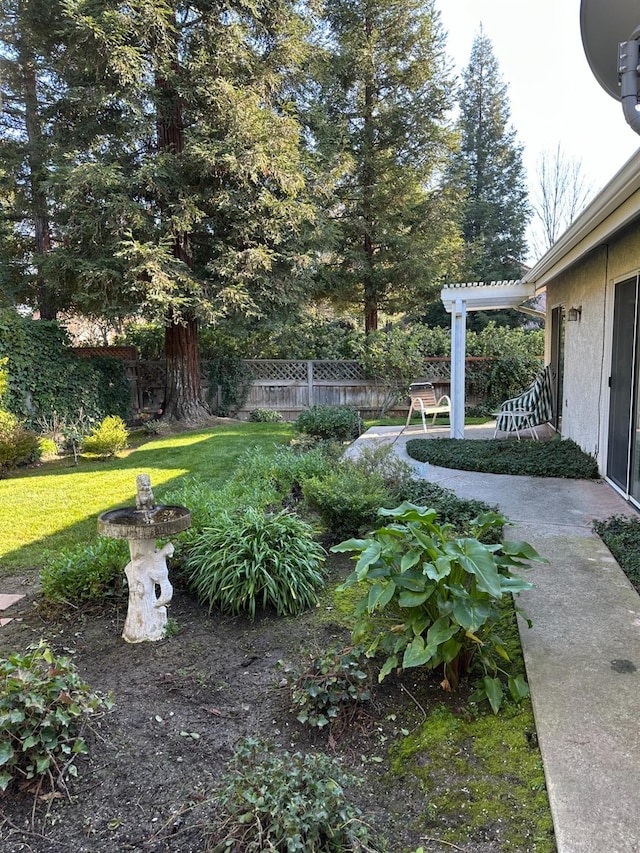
<box><xmin>333</xmin><ymin>503</ymin><xmax>543</xmax><ymax>712</ymax></box>
<box><xmin>249</xmin><ymin>407</ymin><xmax>284</xmax><ymax>422</ymax></box>
<box><xmin>0</xmin><ymin>355</ymin><xmax>8</xmax><ymax>404</ymax></box>
<box><xmin>468</xmin><ymin>354</ymin><xmax>541</xmax><ymax>409</ymax></box>
<box><xmin>38</xmin><ymin>436</ymin><xmax>58</xmax><ymax>458</ymax></box>
<box><xmin>0</xmin><ymin>409</ymin><xmax>42</xmax><ymax>471</ymax></box>
<box><xmin>593</xmin><ymin>515</ymin><xmax>640</xmax><ymax>593</ymax></box>
<box><xmin>348</xmin><ymin>442</ymin><xmax>414</xmax><ymax>497</ymax></box>
<box><xmin>208</xmin><ymin>738</ymin><xmax>380</xmax><ymax>853</ymax></box>
<box><xmin>400</xmin><ymin>479</ymin><xmax>501</xmax><ymax>542</ymax></box>
<box><xmin>294</xmin><ymin>405</ymin><xmax>362</xmax><ymax>442</ymax></box>
<box><xmin>406</xmin><ymin>437</ymin><xmax>600</xmax><ymax>479</ymax></box>
<box><xmin>40</xmin><ymin>537</ymin><xmax>129</xmax><ymax>604</ymax></box>
<box><xmin>119</xmin><ymin>320</ymin><xmax>164</xmax><ymax>360</ymax></box>
<box><xmin>81</xmin><ymin>415</ymin><xmax>128</xmax><ymax>458</ymax></box>
<box><xmin>279</xmin><ymin>645</ymin><xmax>372</xmax><ymax>728</ymax></box>
<box><xmin>185</xmin><ymin>508</ymin><xmax>325</xmax><ymax>617</ymax></box>
<box><xmin>303</xmin><ymin>465</ymin><xmax>394</xmax><ymax>541</ymax></box>
<box><xmin>0</xmin><ymin>641</ymin><xmax>112</xmax><ymax>792</ymax></box>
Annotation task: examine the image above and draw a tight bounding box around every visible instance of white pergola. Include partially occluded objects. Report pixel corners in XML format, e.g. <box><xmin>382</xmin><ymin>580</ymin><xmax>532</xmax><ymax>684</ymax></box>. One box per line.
<box><xmin>440</xmin><ymin>280</ymin><xmax>537</xmax><ymax>439</ymax></box>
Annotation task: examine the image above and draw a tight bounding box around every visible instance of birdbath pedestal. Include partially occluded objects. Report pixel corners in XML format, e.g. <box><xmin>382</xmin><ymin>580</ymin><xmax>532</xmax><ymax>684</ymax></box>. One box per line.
<box><xmin>97</xmin><ymin>474</ymin><xmax>191</xmax><ymax>643</ymax></box>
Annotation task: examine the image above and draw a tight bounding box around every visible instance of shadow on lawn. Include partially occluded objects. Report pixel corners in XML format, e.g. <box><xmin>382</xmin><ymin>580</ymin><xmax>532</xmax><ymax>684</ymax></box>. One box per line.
<box><xmin>0</xmin><ymin>424</ymin><xmax>291</xmax><ymax>574</ymax></box>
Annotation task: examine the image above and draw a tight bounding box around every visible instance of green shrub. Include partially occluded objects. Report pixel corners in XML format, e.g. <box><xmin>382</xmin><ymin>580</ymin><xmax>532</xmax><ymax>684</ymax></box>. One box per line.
<box><xmin>302</xmin><ymin>465</ymin><xmax>394</xmax><ymax>540</ymax></box>
<box><xmin>249</xmin><ymin>407</ymin><xmax>284</xmax><ymax>422</ymax></box>
<box><xmin>0</xmin><ymin>356</ymin><xmax>8</xmax><ymax>404</ymax></box>
<box><xmin>81</xmin><ymin>415</ymin><xmax>128</xmax><ymax>458</ymax></box>
<box><xmin>279</xmin><ymin>645</ymin><xmax>372</xmax><ymax>728</ymax></box>
<box><xmin>0</xmin><ymin>641</ymin><xmax>112</xmax><ymax>792</ymax></box>
<box><xmin>406</xmin><ymin>437</ymin><xmax>600</xmax><ymax>479</ymax></box>
<box><xmin>294</xmin><ymin>405</ymin><xmax>362</xmax><ymax>442</ymax></box>
<box><xmin>40</xmin><ymin>537</ymin><xmax>129</xmax><ymax>604</ymax></box>
<box><xmin>235</xmin><ymin>444</ymin><xmax>332</xmax><ymax>498</ymax></box>
<box><xmin>400</xmin><ymin>479</ymin><xmax>501</xmax><ymax>542</ymax></box>
<box><xmin>208</xmin><ymin>738</ymin><xmax>380</xmax><ymax>853</ymax></box>
<box><xmin>0</xmin><ymin>409</ymin><xmax>42</xmax><ymax>471</ymax></box>
<box><xmin>348</xmin><ymin>442</ymin><xmax>414</xmax><ymax>498</ymax></box>
<box><xmin>185</xmin><ymin>508</ymin><xmax>325</xmax><ymax>618</ymax></box>
<box><xmin>38</xmin><ymin>436</ymin><xmax>58</xmax><ymax>458</ymax></box>
<box><xmin>593</xmin><ymin>515</ymin><xmax>640</xmax><ymax>593</ymax></box>
<box><xmin>333</xmin><ymin>503</ymin><xmax>543</xmax><ymax>712</ymax></box>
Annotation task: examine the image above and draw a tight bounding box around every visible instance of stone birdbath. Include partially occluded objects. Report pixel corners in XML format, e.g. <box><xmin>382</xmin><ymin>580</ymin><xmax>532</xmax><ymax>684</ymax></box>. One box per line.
<box><xmin>97</xmin><ymin>474</ymin><xmax>191</xmax><ymax>643</ymax></box>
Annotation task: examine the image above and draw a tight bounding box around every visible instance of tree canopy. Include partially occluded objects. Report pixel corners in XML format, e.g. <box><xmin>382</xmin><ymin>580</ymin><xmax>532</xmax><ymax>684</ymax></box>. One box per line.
<box><xmin>302</xmin><ymin>0</ymin><xmax>462</xmax><ymax>332</ymax></box>
<box><xmin>0</xmin><ymin>7</ymin><xmax>537</xmax><ymax>418</ymax></box>
<box><xmin>450</xmin><ymin>28</ymin><xmax>530</xmax><ymax>284</ymax></box>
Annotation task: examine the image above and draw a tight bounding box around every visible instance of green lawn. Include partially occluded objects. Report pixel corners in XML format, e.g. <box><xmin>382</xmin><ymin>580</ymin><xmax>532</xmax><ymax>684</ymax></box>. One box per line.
<box><xmin>0</xmin><ymin>423</ymin><xmax>291</xmax><ymax>573</ymax></box>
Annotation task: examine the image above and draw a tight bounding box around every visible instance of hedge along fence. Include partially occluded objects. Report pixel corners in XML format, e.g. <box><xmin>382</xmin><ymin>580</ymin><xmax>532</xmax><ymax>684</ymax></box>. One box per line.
<box><xmin>0</xmin><ymin>312</ymin><xmax>131</xmax><ymax>428</ymax></box>
<box><xmin>125</xmin><ymin>356</ymin><xmax>542</xmax><ymax>421</ymax></box>
<box><xmin>0</xmin><ymin>308</ymin><xmax>541</xmax><ymax>425</ymax></box>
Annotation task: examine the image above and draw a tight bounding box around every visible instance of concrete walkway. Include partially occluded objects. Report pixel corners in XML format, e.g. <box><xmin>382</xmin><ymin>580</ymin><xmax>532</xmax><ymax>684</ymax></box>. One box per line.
<box><xmin>351</xmin><ymin>423</ymin><xmax>640</xmax><ymax>853</ymax></box>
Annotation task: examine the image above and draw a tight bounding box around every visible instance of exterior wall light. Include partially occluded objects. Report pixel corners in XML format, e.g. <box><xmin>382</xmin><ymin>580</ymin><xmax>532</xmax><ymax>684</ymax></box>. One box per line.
<box><xmin>568</xmin><ymin>306</ymin><xmax>582</xmax><ymax>322</ymax></box>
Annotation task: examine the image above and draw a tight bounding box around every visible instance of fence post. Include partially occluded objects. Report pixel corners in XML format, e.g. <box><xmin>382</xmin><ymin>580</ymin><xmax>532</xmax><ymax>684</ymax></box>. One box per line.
<box><xmin>307</xmin><ymin>360</ymin><xmax>314</xmax><ymax>407</ymax></box>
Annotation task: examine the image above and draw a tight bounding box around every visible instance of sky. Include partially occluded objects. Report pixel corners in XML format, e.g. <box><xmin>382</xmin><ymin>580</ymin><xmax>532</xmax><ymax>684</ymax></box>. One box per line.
<box><xmin>436</xmin><ymin>0</ymin><xmax>640</xmax><ymax>257</ymax></box>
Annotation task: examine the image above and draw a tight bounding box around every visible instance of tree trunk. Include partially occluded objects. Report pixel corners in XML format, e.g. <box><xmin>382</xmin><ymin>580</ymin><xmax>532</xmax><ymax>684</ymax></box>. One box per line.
<box><xmin>155</xmin><ymin>13</ymin><xmax>208</xmax><ymax>423</ymax></box>
<box><xmin>19</xmin><ymin>31</ymin><xmax>56</xmax><ymax>319</ymax></box>
<box><xmin>362</xmin><ymin>5</ymin><xmax>377</xmax><ymax>334</ymax></box>
<box><xmin>163</xmin><ymin>313</ymin><xmax>209</xmax><ymax>422</ymax></box>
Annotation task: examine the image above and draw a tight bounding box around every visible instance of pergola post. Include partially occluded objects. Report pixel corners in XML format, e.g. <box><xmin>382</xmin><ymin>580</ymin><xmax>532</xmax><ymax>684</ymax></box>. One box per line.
<box><xmin>450</xmin><ymin>297</ymin><xmax>467</xmax><ymax>439</ymax></box>
<box><xmin>440</xmin><ymin>280</ymin><xmax>538</xmax><ymax>440</ymax></box>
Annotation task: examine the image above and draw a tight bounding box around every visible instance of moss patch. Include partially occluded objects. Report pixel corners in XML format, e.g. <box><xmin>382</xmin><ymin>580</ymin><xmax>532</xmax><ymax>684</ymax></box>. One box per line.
<box><xmin>390</xmin><ymin>703</ymin><xmax>555</xmax><ymax>851</ymax></box>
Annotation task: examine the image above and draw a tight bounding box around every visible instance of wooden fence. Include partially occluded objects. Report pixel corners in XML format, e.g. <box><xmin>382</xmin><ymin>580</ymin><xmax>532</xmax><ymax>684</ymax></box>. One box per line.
<box><xmin>117</xmin><ymin>357</ymin><xmax>491</xmax><ymax>420</ymax></box>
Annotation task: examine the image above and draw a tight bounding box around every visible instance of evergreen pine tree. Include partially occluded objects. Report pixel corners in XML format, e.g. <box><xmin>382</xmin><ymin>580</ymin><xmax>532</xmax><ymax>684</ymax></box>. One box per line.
<box><xmin>306</xmin><ymin>0</ymin><xmax>461</xmax><ymax>333</ymax></box>
<box><xmin>452</xmin><ymin>28</ymin><xmax>530</xmax><ymax>284</ymax></box>
<box><xmin>0</xmin><ymin>0</ymin><xmax>71</xmax><ymax>318</ymax></box>
<box><xmin>44</xmin><ymin>0</ymin><xmax>314</xmax><ymax>421</ymax></box>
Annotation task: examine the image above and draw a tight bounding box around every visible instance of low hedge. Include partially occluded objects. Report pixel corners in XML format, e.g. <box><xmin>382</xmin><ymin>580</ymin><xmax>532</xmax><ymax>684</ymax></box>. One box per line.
<box><xmin>406</xmin><ymin>437</ymin><xmax>599</xmax><ymax>479</ymax></box>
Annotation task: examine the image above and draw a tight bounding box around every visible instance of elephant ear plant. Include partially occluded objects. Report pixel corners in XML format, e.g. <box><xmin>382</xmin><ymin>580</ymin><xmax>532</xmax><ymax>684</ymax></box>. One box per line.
<box><xmin>332</xmin><ymin>502</ymin><xmax>546</xmax><ymax>713</ymax></box>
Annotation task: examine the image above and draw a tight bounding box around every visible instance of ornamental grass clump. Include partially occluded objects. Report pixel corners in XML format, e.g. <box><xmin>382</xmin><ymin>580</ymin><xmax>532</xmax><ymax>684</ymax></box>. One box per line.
<box><xmin>207</xmin><ymin>738</ymin><xmax>381</xmax><ymax>853</ymax></box>
<box><xmin>0</xmin><ymin>642</ymin><xmax>113</xmax><ymax>793</ymax></box>
<box><xmin>185</xmin><ymin>508</ymin><xmax>325</xmax><ymax>618</ymax></box>
<box><xmin>332</xmin><ymin>502</ymin><xmax>545</xmax><ymax>713</ymax></box>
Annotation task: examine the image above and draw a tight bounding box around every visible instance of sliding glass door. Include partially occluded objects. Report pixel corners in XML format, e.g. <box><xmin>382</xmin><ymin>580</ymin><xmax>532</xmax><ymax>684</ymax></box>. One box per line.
<box><xmin>607</xmin><ymin>276</ymin><xmax>640</xmax><ymax>502</ymax></box>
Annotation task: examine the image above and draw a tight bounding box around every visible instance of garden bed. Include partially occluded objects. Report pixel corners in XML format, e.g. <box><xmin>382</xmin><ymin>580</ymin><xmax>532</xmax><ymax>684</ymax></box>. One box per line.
<box><xmin>406</xmin><ymin>437</ymin><xmax>599</xmax><ymax>479</ymax></box>
<box><xmin>0</xmin><ymin>560</ymin><xmax>554</xmax><ymax>853</ymax></box>
<box><xmin>0</xmin><ymin>423</ymin><xmax>555</xmax><ymax>852</ymax></box>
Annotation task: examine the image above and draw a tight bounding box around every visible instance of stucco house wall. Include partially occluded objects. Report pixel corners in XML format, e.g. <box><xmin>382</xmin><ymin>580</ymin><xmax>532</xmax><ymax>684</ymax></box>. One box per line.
<box><xmin>545</xmin><ymin>247</ymin><xmax>609</xmax><ymax>462</ymax></box>
<box><xmin>528</xmin><ymin>154</ymin><xmax>640</xmax><ymax>494</ymax></box>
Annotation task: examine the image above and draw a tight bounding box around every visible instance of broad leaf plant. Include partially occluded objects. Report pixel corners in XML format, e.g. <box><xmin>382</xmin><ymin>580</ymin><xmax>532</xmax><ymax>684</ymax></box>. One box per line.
<box><xmin>332</xmin><ymin>502</ymin><xmax>546</xmax><ymax>713</ymax></box>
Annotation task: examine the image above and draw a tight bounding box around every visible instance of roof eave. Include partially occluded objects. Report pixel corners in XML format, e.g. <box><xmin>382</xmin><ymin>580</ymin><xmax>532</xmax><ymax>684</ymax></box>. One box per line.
<box><xmin>523</xmin><ymin>147</ymin><xmax>640</xmax><ymax>290</ymax></box>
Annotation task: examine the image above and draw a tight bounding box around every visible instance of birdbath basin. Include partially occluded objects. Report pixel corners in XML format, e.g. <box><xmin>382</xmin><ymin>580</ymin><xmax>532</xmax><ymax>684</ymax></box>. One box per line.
<box><xmin>97</xmin><ymin>474</ymin><xmax>191</xmax><ymax>643</ymax></box>
<box><xmin>97</xmin><ymin>505</ymin><xmax>192</xmax><ymax>540</ymax></box>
